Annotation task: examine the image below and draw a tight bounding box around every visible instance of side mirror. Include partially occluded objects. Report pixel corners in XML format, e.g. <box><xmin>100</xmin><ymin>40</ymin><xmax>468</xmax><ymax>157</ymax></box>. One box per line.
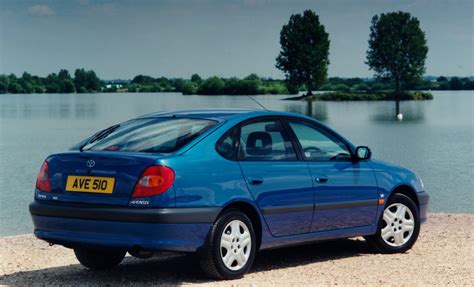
<box><xmin>355</xmin><ymin>146</ymin><xmax>371</xmax><ymax>160</ymax></box>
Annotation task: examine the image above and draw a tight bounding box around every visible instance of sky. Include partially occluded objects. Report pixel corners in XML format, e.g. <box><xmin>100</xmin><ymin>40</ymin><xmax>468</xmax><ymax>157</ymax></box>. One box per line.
<box><xmin>1</xmin><ymin>0</ymin><xmax>473</xmax><ymax>80</ymax></box>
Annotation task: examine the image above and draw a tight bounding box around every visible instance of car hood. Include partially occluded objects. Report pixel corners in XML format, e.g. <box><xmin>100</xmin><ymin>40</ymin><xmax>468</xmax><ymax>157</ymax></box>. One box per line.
<box><xmin>369</xmin><ymin>159</ymin><xmax>414</xmax><ymax>175</ymax></box>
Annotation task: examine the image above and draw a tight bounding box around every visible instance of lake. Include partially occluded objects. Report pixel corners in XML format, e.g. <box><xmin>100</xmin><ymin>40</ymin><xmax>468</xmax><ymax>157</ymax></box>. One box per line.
<box><xmin>0</xmin><ymin>91</ymin><xmax>473</xmax><ymax>236</ymax></box>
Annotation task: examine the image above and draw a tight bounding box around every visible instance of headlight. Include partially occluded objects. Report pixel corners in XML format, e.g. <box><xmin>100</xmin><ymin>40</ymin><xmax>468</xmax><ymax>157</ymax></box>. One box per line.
<box><xmin>418</xmin><ymin>177</ymin><xmax>424</xmax><ymax>190</ymax></box>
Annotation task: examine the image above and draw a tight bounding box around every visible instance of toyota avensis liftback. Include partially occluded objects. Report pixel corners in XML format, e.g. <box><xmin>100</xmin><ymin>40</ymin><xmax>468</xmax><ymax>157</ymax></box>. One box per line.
<box><xmin>30</xmin><ymin>109</ymin><xmax>429</xmax><ymax>279</ymax></box>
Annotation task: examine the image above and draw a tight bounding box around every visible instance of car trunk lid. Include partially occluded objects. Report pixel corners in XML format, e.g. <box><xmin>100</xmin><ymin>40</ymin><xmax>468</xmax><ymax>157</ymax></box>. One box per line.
<box><xmin>45</xmin><ymin>151</ymin><xmax>164</xmax><ymax>206</ymax></box>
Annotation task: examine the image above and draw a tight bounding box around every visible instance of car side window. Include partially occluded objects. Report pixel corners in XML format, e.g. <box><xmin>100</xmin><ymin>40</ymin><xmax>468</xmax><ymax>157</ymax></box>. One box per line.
<box><xmin>238</xmin><ymin>120</ymin><xmax>297</xmax><ymax>161</ymax></box>
<box><xmin>216</xmin><ymin>128</ymin><xmax>238</xmax><ymax>160</ymax></box>
<box><xmin>288</xmin><ymin>120</ymin><xmax>351</xmax><ymax>161</ymax></box>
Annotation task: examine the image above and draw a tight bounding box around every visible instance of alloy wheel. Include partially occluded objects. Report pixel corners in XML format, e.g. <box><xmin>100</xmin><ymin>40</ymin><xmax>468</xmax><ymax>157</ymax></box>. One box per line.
<box><xmin>219</xmin><ymin>219</ymin><xmax>252</xmax><ymax>271</ymax></box>
<box><xmin>381</xmin><ymin>203</ymin><xmax>415</xmax><ymax>247</ymax></box>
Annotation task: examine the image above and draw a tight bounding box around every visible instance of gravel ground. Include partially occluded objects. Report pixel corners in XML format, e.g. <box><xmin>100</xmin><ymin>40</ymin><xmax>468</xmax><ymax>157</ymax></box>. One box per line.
<box><xmin>0</xmin><ymin>213</ymin><xmax>473</xmax><ymax>286</ymax></box>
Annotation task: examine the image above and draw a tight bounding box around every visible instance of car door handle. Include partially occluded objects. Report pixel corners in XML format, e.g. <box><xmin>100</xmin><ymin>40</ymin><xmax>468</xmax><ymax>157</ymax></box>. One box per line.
<box><xmin>248</xmin><ymin>176</ymin><xmax>264</xmax><ymax>185</ymax></box>
<box><xmin>315</xmin><ymin>176</ymin><xmax>328</xmax><ymax>183</ymax></box>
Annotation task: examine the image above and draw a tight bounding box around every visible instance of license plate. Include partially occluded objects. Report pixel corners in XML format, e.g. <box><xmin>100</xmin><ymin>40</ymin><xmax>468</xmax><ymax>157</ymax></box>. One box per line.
<box><xmin>66</xmin><ymin>176</ymin><xmax>115</xmax><ymax>194</ymax></box>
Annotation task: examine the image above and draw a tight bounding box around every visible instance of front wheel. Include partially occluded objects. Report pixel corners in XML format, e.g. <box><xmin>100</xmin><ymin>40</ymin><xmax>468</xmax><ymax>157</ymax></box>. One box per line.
<box><xmin>74</xmin><ymin>247</ymin><xmax>126</xmax><ymax>270</ymax></box>
<box><xmin>199</xmin><ymin>210</ymin><xmax>256</xmax><ymax>279</ymax></box>
<box><xmin>365</xmin><ymin>193</ymin><xmax>420</xmax><ymax>253</ymax></box>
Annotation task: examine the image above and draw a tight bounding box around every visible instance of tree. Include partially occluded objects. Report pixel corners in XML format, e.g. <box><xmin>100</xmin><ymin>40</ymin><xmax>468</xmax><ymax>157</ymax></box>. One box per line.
<box><xmin>45</xmin><ymin>73</ymin><xmax>61</xmax><ymax>93</ymax></box>
<box><xmin>276</xmin><ymin>10</ymin><xmax>330</xmax><ymax>96</ymax></box>
<box><xmin>244</xmin><ymin>74</ymin><xmax>260</xmax><ymax>81</ymax></box>
<box><xmin>8</xmin><ymin>82</ymin><xmax>22</xmax><ymax>93</ymax></box>
<box><xmin>0</xmin><ymin>75</ymin><xmax>8</xmax><ymax>93</ymax></box>
<box><xmin>436</xmin><ymin>76</ymin><xmax>448</xmax><ymax>82</ymax></box>
<box><xmin>63</xmin><ymin>79</ymin><xmax>75</xmax><ymax>93</ymax></box>
<box><xmin>172</xmin><ymin>78</ymin><xmax>185</xmax><ymax>92</ymax></box>
<box><xmin>181</xmin><ymin>81</ymin><xmax>198</xmax><ymax>95</ymax></box>
<box><xmin>196</xmin><ymin>76</ymin><xmax>225</xmax><ymax>95</ymax></box>
<box><xmin>191</xmin><ymin>74</ymin><xmax>202</xmax><ymax>83</ymax></box>
<box><xmin>85</xmin><ymin>70</ymin><xmax>101</xmax><ymax>92</ymax></box>
<box><xmin>366</xmin><ymin>11</ymin><xmax>428</xmax><ymax>115</ymax></box>
<box><xmin>131</xmin><ymin>75</ymin><xmax>155</xmax><ymax>84</ymax></box>
<box><xmin>57</xmin><ymin>69</ymin><xmax>75</xmax><ymax>93</ymax></box>
<box><xmin>74</xmin><ymin>69</ymin><xmax>87</xmax><ymax>92</ymax></box>
<box><xmin>74</xmin><ymin>68</ymin><xmax>101</xmax><ymax>92</ymax></box>
<box><xmin>449</xmin><ymin>77</ymin><xmax>463</xmax><ymax>90</ymax></box>
<box><xmin>58</xmin><ymin>69</ymin><xmax>71</xmax><ymax>80</ymax></box>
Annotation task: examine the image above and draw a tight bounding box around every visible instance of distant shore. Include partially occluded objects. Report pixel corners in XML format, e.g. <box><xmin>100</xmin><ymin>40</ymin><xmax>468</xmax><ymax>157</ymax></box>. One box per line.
<box><xmin>283</xmin><ymin>91</ymin><xmax>434</xmax><ymax>101</ymax></box>
<box><xmin>1</xmin><ymin>213</ymin><xmax>472</xmax><ymax>285</ymax></box>
<box><xmin>2</xmin><ymin>70</ymin><xmax>473</xmax><ymax>96</ymax></box>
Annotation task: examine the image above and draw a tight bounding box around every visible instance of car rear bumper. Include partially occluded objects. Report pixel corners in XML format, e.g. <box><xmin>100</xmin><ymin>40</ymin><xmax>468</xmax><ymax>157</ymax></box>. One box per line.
<box><xmin>29</xmin><ymin>201</ymin><xmax>221</xmax><ymax>252</ymax></box>
<box><xmin>417</xmin><ymin>191</ymin><xmax>429</xmax><ymax>224</ymax></box>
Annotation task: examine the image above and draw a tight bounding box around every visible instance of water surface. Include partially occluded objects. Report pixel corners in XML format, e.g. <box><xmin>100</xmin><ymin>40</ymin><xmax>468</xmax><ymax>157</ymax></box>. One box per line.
<box><xmin>0</xmin><ymin>91</ymin><xmax>472</xmax><ymax>236</ymax></box>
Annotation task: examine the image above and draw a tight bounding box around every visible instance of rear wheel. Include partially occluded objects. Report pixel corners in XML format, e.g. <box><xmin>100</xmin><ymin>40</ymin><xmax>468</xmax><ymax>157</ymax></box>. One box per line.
<box><xmin>74</xmin><ymin>247</ymin><xmax>126</xmax><ymax>270</ymax></box>
<box><xmin>199</xmin><ymin>210</ymin><xmax>256</xmax><ymax>279</ymax></box>
<box><xmin>366</xmin><ymin>193</ymin><xmax>420</xmax><ymax>253</ymax></box>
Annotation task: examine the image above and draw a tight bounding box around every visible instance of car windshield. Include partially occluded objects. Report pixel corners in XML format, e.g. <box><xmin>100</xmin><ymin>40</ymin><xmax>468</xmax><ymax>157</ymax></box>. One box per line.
<box><xmin>78</xmin><ymin>117</ymin><xmax>217</xmax><ymax>153</ymax></box>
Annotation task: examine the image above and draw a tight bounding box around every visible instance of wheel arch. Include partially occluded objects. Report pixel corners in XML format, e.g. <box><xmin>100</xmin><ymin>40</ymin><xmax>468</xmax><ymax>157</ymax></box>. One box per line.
<box><xmin>219</xmin><ymin>200</ymin><xmax>263</xmax><ymax>250</ymax></box>
<box><xmin>389</xmin><ymin>184</ymin><xmax>419</xmax><ymax>209</ymax></box>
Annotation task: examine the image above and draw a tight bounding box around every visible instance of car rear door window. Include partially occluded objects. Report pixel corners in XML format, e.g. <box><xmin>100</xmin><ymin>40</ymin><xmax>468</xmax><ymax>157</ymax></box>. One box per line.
<box><xmin>288</xmin><ymin>120</ymin><xmax>351</xmax><ymax>161</ymax></box>
<box><xmin>238</xmin><ymin>120</ymin><xmax>297</xmax><ymax>161</ymax></box>
<box><xmin>216</xmin><ymin>128</ymin><xmax>238</xmax><ymax>160</ymax></box>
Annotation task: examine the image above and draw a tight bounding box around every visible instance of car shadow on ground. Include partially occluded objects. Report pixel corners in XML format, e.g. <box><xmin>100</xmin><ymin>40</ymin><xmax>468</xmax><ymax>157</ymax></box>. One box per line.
<box><xmin>0</xmin><ymin>238</ymin><xmax>371</xmax><ymax>285</ymax></box>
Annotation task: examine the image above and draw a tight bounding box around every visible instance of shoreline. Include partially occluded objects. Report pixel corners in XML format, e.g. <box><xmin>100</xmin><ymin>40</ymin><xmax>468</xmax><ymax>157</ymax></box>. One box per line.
<box><xmin>1</xmin><ymin>212</ymin><xmax>473</xmax><ymax>285</ymax></box>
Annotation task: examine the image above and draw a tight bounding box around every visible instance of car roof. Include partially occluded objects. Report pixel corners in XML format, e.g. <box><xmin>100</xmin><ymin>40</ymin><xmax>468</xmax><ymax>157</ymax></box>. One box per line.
<box><xmin>136</xmin><ymin>108</ymin><xmax>356</xmax><ymax>151</ymax></box>
<box><xmin>137</xmin><ymin>108</ymin><xmax>309</xmax><ymax>121</ymax></box>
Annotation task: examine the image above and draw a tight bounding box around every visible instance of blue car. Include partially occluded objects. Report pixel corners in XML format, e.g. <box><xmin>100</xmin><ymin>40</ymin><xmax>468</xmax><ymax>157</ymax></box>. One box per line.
<box><xmin>30</xmin><ymin>109</ymin><xmax>429</xmax><ymax>279</ymax></box>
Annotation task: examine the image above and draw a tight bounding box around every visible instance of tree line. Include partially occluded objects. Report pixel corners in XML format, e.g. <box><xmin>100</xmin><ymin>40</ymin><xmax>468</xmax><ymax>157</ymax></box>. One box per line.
<box><xmin>1</xmin><ymin>70</ymin><xmax>472</xmax><ymax>95</ymax></box>
<box><xmin>0</xmin><ymin>69</ymin><xmax>101</xmax><ymax>94</ymax></box>
<box><xmin>128</xmin><ymin>73</ymin><xmax>290</xmax><ymax>95</ymax></box>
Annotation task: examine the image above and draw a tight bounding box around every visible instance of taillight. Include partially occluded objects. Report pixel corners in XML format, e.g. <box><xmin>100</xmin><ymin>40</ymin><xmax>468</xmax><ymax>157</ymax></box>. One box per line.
<box><xmin>36</xmin><ymin>161</ymin><xmax>51</xmax><ymax>192</ymax></box>
<box><xmin>131</xmin><ymin>166</ymin><xmax>175</xmax><ymax>198</ymax></box>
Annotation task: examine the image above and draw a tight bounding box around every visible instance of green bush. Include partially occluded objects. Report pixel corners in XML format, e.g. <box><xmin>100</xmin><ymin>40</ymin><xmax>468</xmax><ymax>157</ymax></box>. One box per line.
<box><xmin>351</xmin><ymin>83</ymin><xmax>370</xmax><ymax>91</ymax></box>
<box><xmin>34</xmin><ymin>86</ymin><xmax>45</xmax><ymax>93</ymax></box>
<box><xmin>197</xmin><ymin>77</ymin><xmax>225</xmax><ymax>95</ymax></box>
<box><xmin>139</xmin><ymin>83</ymin><xmax>161</xmax><ymax>92</ymax></box>
<box><xmin>8</xmin><ymin>82</ymin><xmax>22</xmax><ymax>93</ymax></box>
<box><xmin>127</xmin><ymin>84</ymin><xmax>139</xmax><ymax>92</ymax></box>
<box><xmin>77</xmin><ymin>86</ymin><xmax>88</xmax><ymax>93</ymax></box>
<box><xmin>262</xmin><ymin>82</ymin><xmax>289</xmax><ymax>94</ymax></box>
<box><xmin>181</xmin><ymin>81</ymin><xmax>198</xmax><ymax>95</ymax></box>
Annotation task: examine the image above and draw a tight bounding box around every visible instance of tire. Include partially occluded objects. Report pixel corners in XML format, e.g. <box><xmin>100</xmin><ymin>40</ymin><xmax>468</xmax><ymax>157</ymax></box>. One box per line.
<box><xmin>365</xmin><ymin>193</ymin><xmax>420</xmax><ymax>253</ymax></box>
<box><xmin>199</xmin><ymin>209</ymin><xmax>256</xmax><ymax>280</ymax></box>
<box><xmin>74</xmin><ymin>247</ymin><xmax>126</xmax><ymax>270</ymax></box>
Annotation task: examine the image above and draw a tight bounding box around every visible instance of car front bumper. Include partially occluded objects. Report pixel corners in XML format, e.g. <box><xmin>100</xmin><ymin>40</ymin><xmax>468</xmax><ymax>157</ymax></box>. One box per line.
<box><xmin>417</xmin><ymin>191</ymin><xmax>429</xmax><ymax>223</ymax></box>
<box><xmin>29</xmin><ymin>201</ymin><xmax>221</xmax><ymax>252</ymax></box>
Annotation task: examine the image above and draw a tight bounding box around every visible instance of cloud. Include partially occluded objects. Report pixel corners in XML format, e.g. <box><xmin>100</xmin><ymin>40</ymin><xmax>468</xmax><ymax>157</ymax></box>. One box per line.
<box><xmin>28</xmin><ymin>4</ymin><xmax>55</xmax><ymax>17</ymax></box>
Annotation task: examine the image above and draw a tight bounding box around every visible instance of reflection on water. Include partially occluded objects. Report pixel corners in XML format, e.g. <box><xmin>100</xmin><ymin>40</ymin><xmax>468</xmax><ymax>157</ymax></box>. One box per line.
<box><xmin>0</xmin><ymin>95</ymin><xmax>100</xmax><ymax>120</ymax></box>
<box><xmin>0</xmin><ymin>91</ymin><xmax>473</xmax><ymax>236</ymax></box>
<box><xmin>282</xmin><ymin>101</ymin><xmax>328</xmax><ymax>121</ymax></box>
<box><xmin>370</xmin><ymin>101</ymin><xmax>426</xmax><ymax>122</ymax></box>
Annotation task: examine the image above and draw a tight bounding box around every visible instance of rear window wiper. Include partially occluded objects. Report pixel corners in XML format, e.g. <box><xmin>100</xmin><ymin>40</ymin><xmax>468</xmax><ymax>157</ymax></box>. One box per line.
<box><xmin>79</xmin><ymin>124</ymin><xmax>121</xmax><ymax>152</ymax></box>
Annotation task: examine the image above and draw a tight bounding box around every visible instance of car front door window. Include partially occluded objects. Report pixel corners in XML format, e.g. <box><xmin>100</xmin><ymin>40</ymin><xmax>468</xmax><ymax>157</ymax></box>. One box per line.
<box><xmin>288</xmin><ymin>120</ymin><xmax>351</xmax><ymax>161</ymax></box>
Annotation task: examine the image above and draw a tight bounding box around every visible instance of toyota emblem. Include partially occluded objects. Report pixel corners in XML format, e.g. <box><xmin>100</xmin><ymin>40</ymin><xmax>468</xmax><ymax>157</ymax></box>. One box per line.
<box><xmin>86</xmin><ymin>159</ymin><xmax>95</xmax><ymax>168</ymax></box>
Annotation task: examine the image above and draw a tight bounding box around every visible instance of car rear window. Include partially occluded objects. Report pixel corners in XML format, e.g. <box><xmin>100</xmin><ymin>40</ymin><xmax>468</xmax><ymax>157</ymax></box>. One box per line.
<box><xmin>79</xmin><ymin>117</ymin><xmax>217</xmax><ymax>153</ymax></box>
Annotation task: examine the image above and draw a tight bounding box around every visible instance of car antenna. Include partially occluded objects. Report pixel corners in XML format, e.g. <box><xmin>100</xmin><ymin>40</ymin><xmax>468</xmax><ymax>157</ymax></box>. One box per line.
<box><xmin>247</xmin><ymin>95</ymin><xmax>268</xmax><ymax>110</ymax></box>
